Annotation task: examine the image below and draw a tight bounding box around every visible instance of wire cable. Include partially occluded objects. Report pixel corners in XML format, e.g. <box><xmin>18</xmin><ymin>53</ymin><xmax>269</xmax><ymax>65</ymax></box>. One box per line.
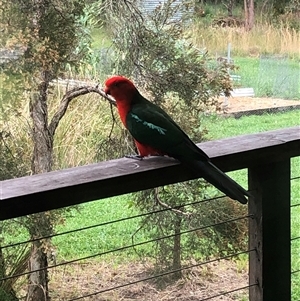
<box><xmin>0</xmin><ymin>214</ymin><xmax>252</xmax><ymax>282</ymax></box>
<box><xmin>1</xmin><ymin>195</ymin><xmax>227</xmax><ymax>249</ymax></box>
<box><xmin>66</xmin><ymin>249</ymin><xmax>255</xmax><ymax>301</ymax></box>
<box><xmin>198</xmin><ymin>283</ymin><xmax>257</xmax><ymax>301</ymax></box>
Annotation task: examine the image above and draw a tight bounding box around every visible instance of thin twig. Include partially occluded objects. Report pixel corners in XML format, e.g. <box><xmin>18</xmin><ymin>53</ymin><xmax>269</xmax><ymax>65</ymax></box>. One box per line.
<box><xmin>108</xmin><ymin>102</ymin><xmax>117</xmax><ymax>141</ymax></box>
<box><xmin>48</xmin><ymin>85</ymin><xmax>116</xmax><ymax>137</ymax></box>
<box><xmin>154</xmin><ymin>187</ymin><xmax>192</xmax><ymax>217</ymax></box>
<box><xmin>131</xmin><ymin>213</ymin><xmax>152</xmax><ymax>259</ymax></box>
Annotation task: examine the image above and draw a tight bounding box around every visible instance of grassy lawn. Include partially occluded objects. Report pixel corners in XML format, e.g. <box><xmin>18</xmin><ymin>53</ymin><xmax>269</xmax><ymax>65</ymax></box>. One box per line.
<box><xmin>1</xmin><ymin>11</ymin><xmax>299</xmax><ymax>300</ymax></box>
<box><xmin>2</xmin><ymin>24</ymin><xmax>299</xmax><ymax>297</ymax></box>
<box><xmin>203</xmin><ymin>111</ymin><xmax>300</xmax><ymax>300</ymax></box>
<box><xmin>90</xmin><ymin>26</ymin><xmax>300</xmax><ymax>100</ymax></box>
<box><xmin>52</xmin><ymin>195</ymin><xmax>145</xmax><ymax>261</ymax></box>
<box><xmin>1</xmin><ymin>73</ymin><xmax>299</xmax><ymax>299</ymax></box>
<box><xmin>50</xmin><ymin>110</ymin><xmax>300</xmax><ymax>256</ymax></box>
<box><xmin>1</xmin><ymin>103</ymin><xmax>298</xmax><ymax>301</ymax></box>
<box><xmin>232</xmin><ymin>57</ymin><xmax>300</xmax><ymax>99</ymax></box>
<box><xmin>202</xmin><ymin>109</ymin><xmax>300</xmax><ymax>139</ymax></box>
<box><xmin>48</xmin><ymin>110</ymin><xmax>299</xmax><ymax>299</ymax></box>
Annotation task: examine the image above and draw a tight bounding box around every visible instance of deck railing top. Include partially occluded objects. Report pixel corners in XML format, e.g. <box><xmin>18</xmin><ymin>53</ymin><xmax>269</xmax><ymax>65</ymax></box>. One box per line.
<box><xmin>1</xmin><ymin>126</ymin><xmax>299</xmax><ymax>220</ymax></box>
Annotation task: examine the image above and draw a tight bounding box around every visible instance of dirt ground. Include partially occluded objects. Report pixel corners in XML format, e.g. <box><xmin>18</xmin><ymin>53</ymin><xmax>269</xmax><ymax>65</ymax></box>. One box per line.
<box><xmin>49</xmin><ymin>259</ymin><xmax>248</xmax><ymax>301</ymax></box>
<box><xmin>219</xmin><ymin>96</ymin><xmax>300</xmax><ymax>115</ymax></box>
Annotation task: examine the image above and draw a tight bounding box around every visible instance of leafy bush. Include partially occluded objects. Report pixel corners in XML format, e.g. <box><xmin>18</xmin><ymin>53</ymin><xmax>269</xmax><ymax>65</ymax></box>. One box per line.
<box><xmin>104</xmin><ymin>0</ymin><xmax>246</xmax><ymax>278</ymax></box>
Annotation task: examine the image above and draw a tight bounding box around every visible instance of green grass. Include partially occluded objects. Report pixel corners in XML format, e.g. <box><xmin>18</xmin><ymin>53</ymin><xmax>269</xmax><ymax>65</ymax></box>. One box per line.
<box><xmin>3</xmin><ymin>111</ymin><xmax>299</xmax><ymax>252</ymax></box>
<box><xmin>1</xmin><ymin>16</ymin><xmax>299</xmax><ymax>299</ymax></box>
<box><xmin>90</xmin><ymin>27</ymin><xmax>111</xmax><ymax>49</ymax></box>
<box><xmin>2</xmin><ymin>24</ymin><xmax>300</xmax><ymax>294</ymax></box>
<box><xmin>50</xmin><ymin>110</ymin><xmax>300</xmax><ymax>293</ymax></box>
<box><xmin>203</xmin><ymin>111</ymin><xmax>300</xmax><ymax>300</ymax></box>
<box><xmin>2</xmin><ymin>108</ymin><xmax>299</xmax><ymax>299</ymax></box>
<box><xmin>200</xmin><ymin>111</ymin><xmax>300</xmax><ymax>299</ymax></box>
<box><xmin>202</xmin><ymin>110</ymin><xmax>300</xmax><ymax>139</ymax></box>
<box><xmin>233</xmin><ymin>57</ymin><xmax>300</xmax><ymax>99</ymax></box>
<box><xmin>52</xmin><ymin>195</ymin><xmax>147</xmax><ymax>261</ymax></box>
<box><xmin>90</xmin><ymin>28</ymin><xmax>300</xmax><ymax>100</ymax></box>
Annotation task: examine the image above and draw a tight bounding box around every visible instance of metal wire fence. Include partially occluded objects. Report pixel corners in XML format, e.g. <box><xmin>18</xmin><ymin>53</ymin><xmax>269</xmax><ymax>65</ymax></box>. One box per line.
<box><xmin>1</xmin><ymin>193</ymin><xmax>255</xmax><ymax>301</ymax></box>
<box><xmin>291</xmin><ymin>176</ymin><xmax>300</xmax><ymax>301</ymax></box>
<box><xmin>1</xmin><ymin>176</ymin><xmax>299</xmax><ymax>301</ymax></box>
<box><xmin>1</xmin><ymin>130</ymin><xmax>299</xmax><ymax>300</ymax></box>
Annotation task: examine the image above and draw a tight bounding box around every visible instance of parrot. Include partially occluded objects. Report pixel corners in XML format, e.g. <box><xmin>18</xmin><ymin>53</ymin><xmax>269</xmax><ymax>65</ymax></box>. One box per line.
<box><xmin>104</xmin><ymin>75</ymin><xmax>250</xmax><ymax>204</ymax></box>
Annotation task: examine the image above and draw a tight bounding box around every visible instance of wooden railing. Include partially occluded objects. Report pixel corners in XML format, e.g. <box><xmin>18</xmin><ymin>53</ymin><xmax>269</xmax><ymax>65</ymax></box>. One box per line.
<box><xmin>1</xmin><ymin>126</ymin><xmax>300</xmax><ymax>300</ymax></box>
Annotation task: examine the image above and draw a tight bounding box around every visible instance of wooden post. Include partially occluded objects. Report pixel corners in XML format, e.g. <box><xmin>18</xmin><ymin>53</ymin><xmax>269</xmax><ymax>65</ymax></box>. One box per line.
<box><xmin>248</xmin><ymin>159</ymin><xmax>291</xmax><ymax>300</ymax></box>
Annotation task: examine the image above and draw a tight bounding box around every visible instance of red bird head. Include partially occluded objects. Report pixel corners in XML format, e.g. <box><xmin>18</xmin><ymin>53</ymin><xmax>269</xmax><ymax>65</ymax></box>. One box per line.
<box><xmin>104</xmin><ymin>76</ymin><xmax>139</xmax><ymax>125</ymax></box>
<box><xmin>104</xmin><ymin>76</ymin><xmax>137</xmax><ymax>103</ymax></box>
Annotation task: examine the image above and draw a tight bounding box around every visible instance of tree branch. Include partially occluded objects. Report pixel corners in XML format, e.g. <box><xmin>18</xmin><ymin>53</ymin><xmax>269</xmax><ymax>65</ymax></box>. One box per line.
<box><xmin>48</xmin><ymin>85</ymin><xmax>116</xmax><ymax>137</ymax></box>
<box><xmin>154</xmin><ymin>188</ymin><xmax>191</xmax><ymax>217</ymax></box>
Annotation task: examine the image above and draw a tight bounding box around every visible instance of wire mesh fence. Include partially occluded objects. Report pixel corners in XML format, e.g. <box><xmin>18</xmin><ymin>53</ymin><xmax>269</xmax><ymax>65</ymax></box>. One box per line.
<box><xmin>220</xmin><ymin>51</ymin><xmax>300</xmax><ymax>118</ymax></box>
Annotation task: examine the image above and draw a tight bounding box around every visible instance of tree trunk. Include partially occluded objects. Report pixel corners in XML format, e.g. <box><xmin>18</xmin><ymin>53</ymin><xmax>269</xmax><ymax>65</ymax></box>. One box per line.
<box><xmin>26</xmin><ymin>214</ymin><xmax>52</xmax><ymax>301</ymax></box>
<box><xmin>30</xmin><ymin>75</ymin><xmax>53</xmax><ymax>174</ymax></box>
<box><xmin>26</xmin><ymin>71</ymin><xmax>53</xmax><ymax>301</ymax></box>
<box><xmin>244</xmin><ymin>0</ymin><xmax>255</xmax><ymax>30</ymax></box>
<box><xmin>172</xmin><ymin>214</ymin><xmax>182</xmax><ymax>280</ymax></box>
<box><xmin>225</xmin><ymin>0</ymin><xmax>234</xmax><ymax>17</ymax></box>
<box><xmin>227</xmin><ymin>1</ymin><xmax>233</xmax><ymax>17</ymax></box>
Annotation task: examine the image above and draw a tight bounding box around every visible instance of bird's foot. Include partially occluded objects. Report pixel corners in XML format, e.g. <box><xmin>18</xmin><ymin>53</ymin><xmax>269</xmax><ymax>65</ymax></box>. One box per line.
<box><xmin>125</xmin><ymin>155</ymin><xmax>144</xmax><ymax>161</ymax></box>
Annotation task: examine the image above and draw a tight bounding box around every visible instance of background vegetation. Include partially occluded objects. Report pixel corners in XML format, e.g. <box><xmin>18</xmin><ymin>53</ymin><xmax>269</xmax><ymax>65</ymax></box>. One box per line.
<box><xmin>0</xmin><ymin>0</ymin><xmax>299</xmax><ymax>300</ymax></box>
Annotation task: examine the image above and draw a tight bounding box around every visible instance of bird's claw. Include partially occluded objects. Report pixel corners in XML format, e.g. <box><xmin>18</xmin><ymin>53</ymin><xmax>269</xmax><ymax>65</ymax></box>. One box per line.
<box><xmin>125</xmin><ymin>154</ymin><xmax>143</xmax><ymax>161</ymax></box>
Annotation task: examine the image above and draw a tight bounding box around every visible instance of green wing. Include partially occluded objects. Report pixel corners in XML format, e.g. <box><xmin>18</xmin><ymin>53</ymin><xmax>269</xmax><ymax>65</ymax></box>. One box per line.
<box><xmin>126</xmin><ymin>96</ymin><xmax>249</xmax><ymax>205</ymax></box>
<box><xmin>126</xmin><ymin>97</ymin><xmax>208</xmax><ymax>161</ymax></box>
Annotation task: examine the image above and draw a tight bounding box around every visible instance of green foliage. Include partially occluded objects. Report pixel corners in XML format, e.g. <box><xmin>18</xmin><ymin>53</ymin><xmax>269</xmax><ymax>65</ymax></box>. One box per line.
<box><xmin>190</xmin><ymin>3</ymin><xmax>299</xmax><ymax>58</ymax></box>
<box><xmin>1</xmin><ymin>0</ymin><xmax>299</xmax><ymax>296</ymax></box>
<box><xmin>0</xmin><ymin>73</ymin><xmax>31</xmax><ymax>180</ymax></box>
<box><xmin>0</xmin><ymin>220</ymin><xmax>30</xmax><ymax>300</ymax></box>
<box><xmin>133</xmin><ymin>185</ymin><xmax>247</xmax><ymax>269</ymax></box>
<box><xmin>1</xmin><ymin>0</ymin><xmax>89</xmax><ymax>76</ymax></box>
<box><xmin>107</xmin><ymin>0</ymin><xmax>232</xmax><ymax>106</ymax></box>
<box><xmin>0</xmin><ymin>128</ymin><xmax>29</xmax><ymax>180</ymax></box>
<box><xmin>282</xmin><ymin>0</ymin><xmax>300</xmax><ymax>30</ymax></box>
<box><xmin>104</xmin><ymin>0</ymin><xmax>239</xmax><ymax>277</ymax></box>
<box><xmin>0</xmin><ymin>290</ymin><xmax>18</xmax><ymax>301</ymax></box>
<box><xmin>0</xmin><ymin>2</ymin><xmax>101</xmax><ymax>299</ymax></box>
<box><xmin>0</xmin><ymin>0</ymin><xmax>98</xmax><ymax>178</ymax></box>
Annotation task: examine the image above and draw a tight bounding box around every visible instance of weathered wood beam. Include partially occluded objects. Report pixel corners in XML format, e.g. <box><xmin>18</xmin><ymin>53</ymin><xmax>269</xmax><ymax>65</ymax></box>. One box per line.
<box><xmin>1</xmin><ymin>126</ymin><xmax>299</xmax><ymax>220</ymax></box>
<box><xmin>248</xmin><ymin>159</ymin><xmax>291</xmax><ymax>300</ymax></box>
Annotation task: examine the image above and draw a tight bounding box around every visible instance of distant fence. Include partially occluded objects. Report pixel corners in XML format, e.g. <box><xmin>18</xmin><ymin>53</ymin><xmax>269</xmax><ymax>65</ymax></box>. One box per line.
<box><xmin>1</xmin><ymin>127</ymin><xmax>300</xmax><ymax>300</ymax></box>
<box><xmin>258</xmin><ymin>55</ymin><xmax>299</xmax><ymax>99</ymax></box>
